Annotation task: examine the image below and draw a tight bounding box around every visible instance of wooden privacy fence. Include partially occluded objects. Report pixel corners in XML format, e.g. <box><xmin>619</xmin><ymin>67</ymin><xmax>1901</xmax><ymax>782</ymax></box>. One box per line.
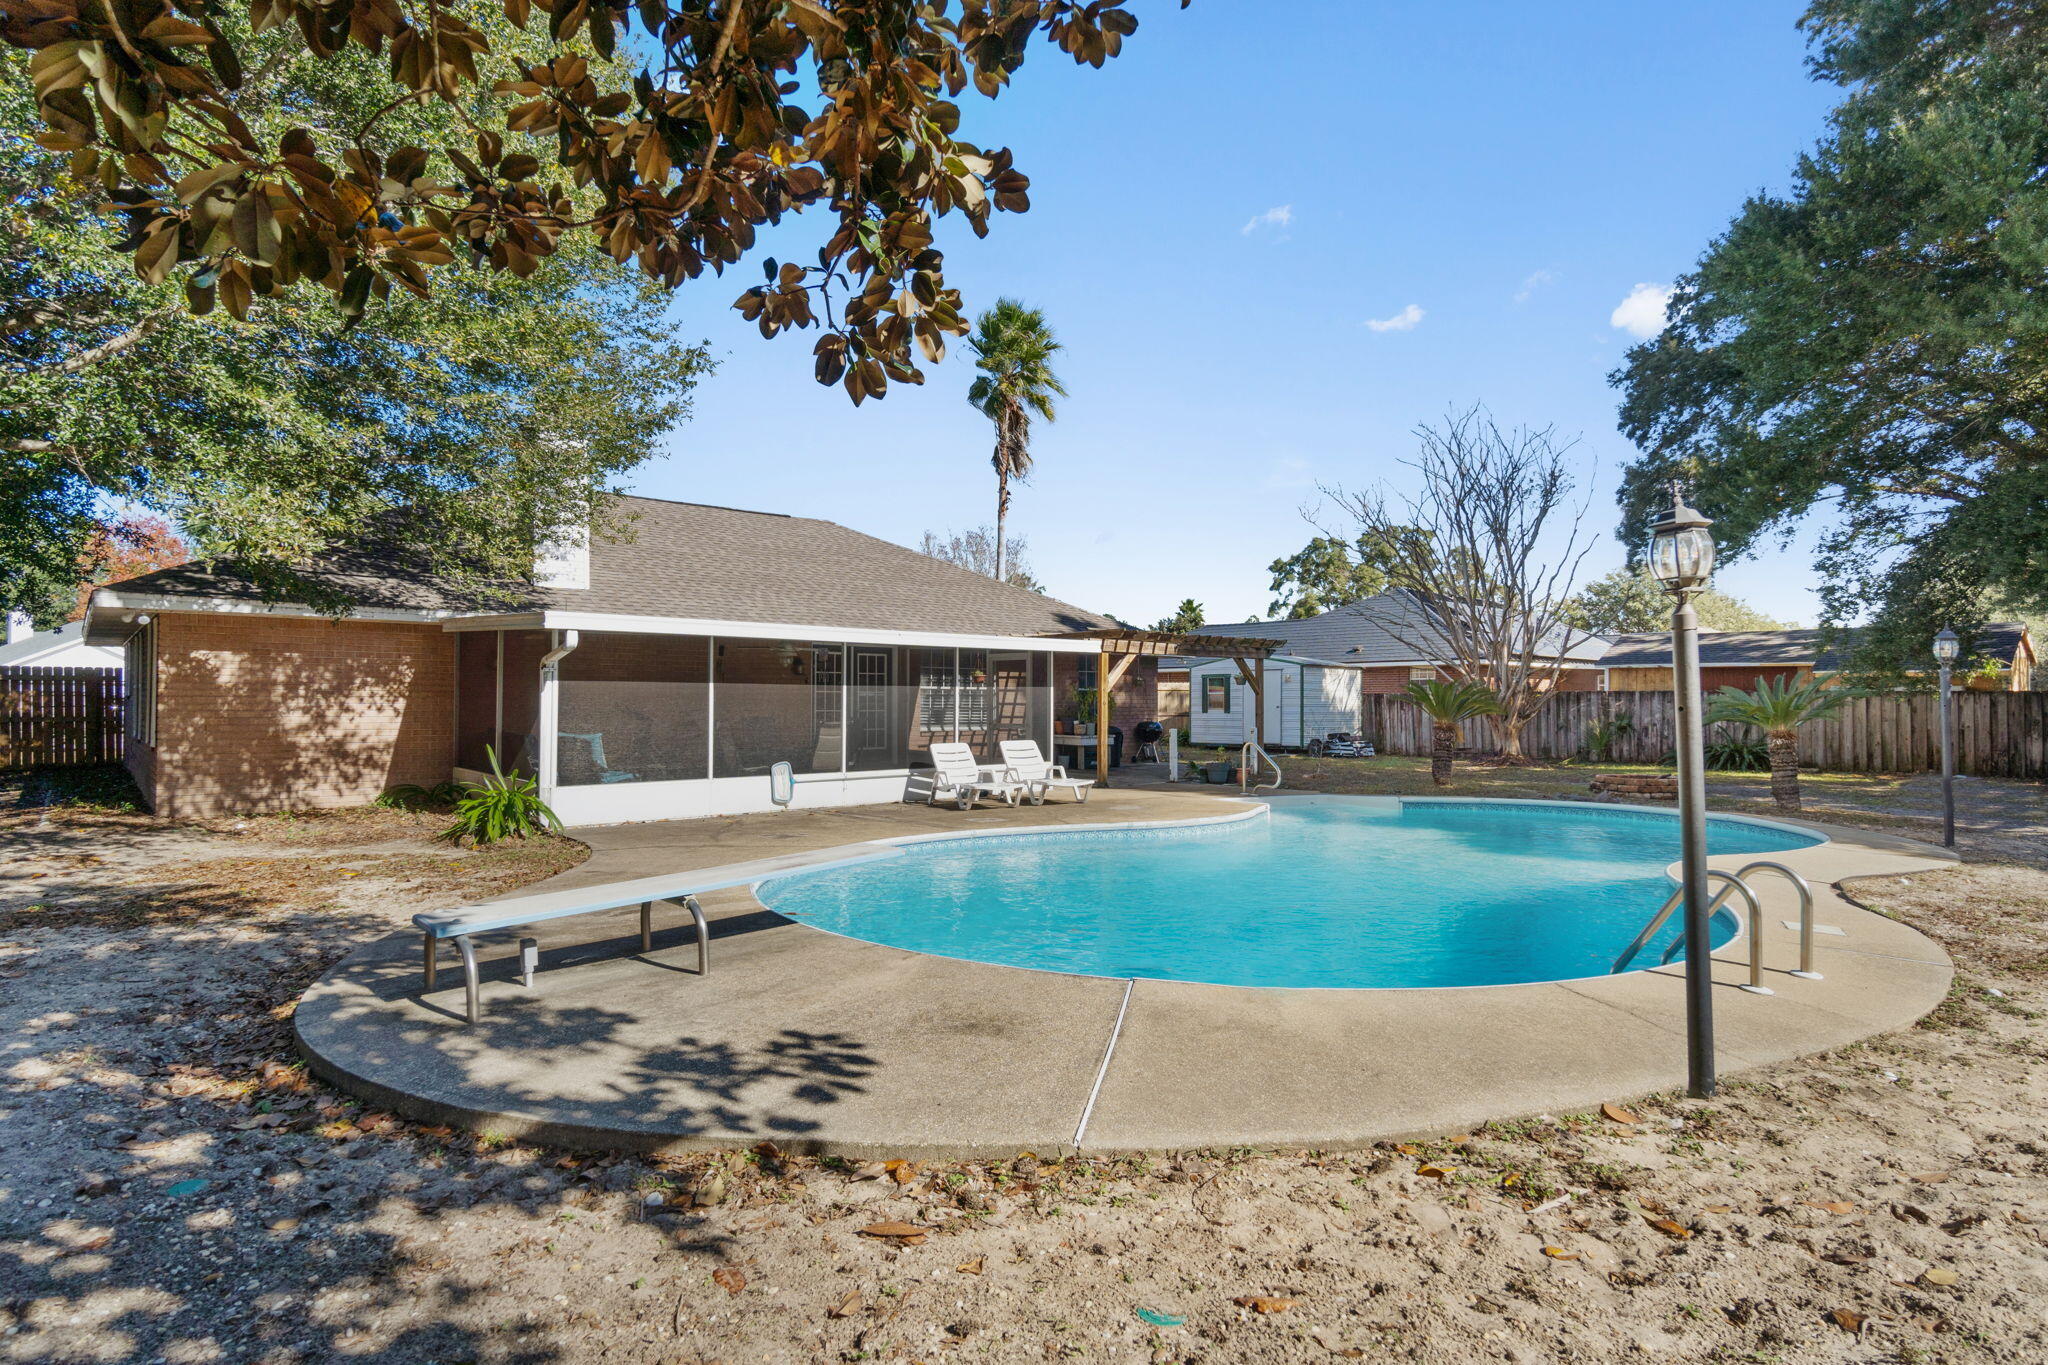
<box><xmin>1</xmin><ymin>666</ymin><xmax>124</xmax><ymax>770</ymax></box>
<box><xmin>1357</xmin><ymin>688</ymin><xmax>2048</xmax><ymax>781</ymax></box>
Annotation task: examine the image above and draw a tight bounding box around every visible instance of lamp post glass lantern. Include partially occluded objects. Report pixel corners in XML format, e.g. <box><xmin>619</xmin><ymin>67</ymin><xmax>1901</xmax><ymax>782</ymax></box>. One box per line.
<box><xmin>1650</xmin><ymin>483</ymin><xmax>1719</xmax><ymax>1099</ymax></box>
<box><xmin>1934</xmin><ymin>628</ymin><xmax>1958</xmax><ymax>848</ymax></box>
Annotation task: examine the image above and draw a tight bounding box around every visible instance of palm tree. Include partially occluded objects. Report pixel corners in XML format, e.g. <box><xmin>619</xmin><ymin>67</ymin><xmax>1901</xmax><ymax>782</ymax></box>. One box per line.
<box><xmin>966</xmin><ymin>299</ymin><xmax>1065</xmax><ymax>582</ymax></box>
<box><xmin>1705</xmin><ymin>677</ymin><xmax>1854</xmax><ymax>811</ymax></box>
<box><xmin>1403</xmin><ymin>679</ymin><xmax>1502</xmax><ymax>787</ymax></box>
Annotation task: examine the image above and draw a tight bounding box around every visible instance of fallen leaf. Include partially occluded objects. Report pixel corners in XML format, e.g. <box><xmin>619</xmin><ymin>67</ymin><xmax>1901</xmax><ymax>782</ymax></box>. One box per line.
<box><xmin>1704</xmin><ymin>1204</ymin><xmax>1735</xmax><ymax>1214</ymax></box>
<box><xmin>1647</xmin><ymin>1217</ymin><xmax>1693</xmax><ymax>1240</ymax></box>
<box><xmin>712</xmin><ymin>1267</ymin><xmax>745</xmax><ymax>1296</ymax></box>
<box><xmin>1804</xmin><ymin>1200</ymin><xmax>1857</xmax><ymax>1215</ymax></box>
<box><xmin>1395</xmin><ymin>1143</ymin><xmax>1422</xmax><ymax>1156</ymax></box>
<box><xmin>828</xmin><ymin>1289</ymin><xmax>861</xmax><ymax>1318</ymax></box>
<box><xmin>858</xmin><ymin>1221</ymin><xmax>931</xmax><ymax>1243</ymax></box>
<box><xmin>1909</xmin><ymin>1171</ymin><xmax>1952</xmax><ymax>1185</ymax></box>
<box><xmin>849</xmin><ymin>1162</ymin><xmax>887</xmax><ymax>1181</ymax></box>
<box><xmin>884</xmin><ymin>1159</ymin><xmax>917</xmax><ymax>1185</ymax></box>
<box><xmin>1921</xmin><ymin>1267</ymin><xmax>1960</xmax><ymax>1287</ymax></box>
<box><xmin>1233</xmin><ymin>1296</ymin><xmax>1297</xmax><ymax>1314</ymax></box>
<box><xmin>1309</xmin><ymin>1325</ymin><xmax>1365</xmax><ymax>1357</ymax></box>
<box><xmin>1828</xmin><ymin>1308</ymin><xmax>1865</xmax><ymax>1334</ymax></box>
<box><xmin>956</xmin><ymin>1257</ymin><xmax>985</xmax><ymax>1275</ymax></box>
<box><xmin>1416</xmin><ymin>1164</ymin><xmax>1455</xmax><ymax>1181</ymax></box>
<box><xmin>1601</xmin><ymin>1103</ymin><xmax>1641</xmax><ymax>1125</ymax></box>
<box><xmin>1541</xmin><ymin>1246</ymin><xmax>1579</xmax><ymax>1260</ymax></box>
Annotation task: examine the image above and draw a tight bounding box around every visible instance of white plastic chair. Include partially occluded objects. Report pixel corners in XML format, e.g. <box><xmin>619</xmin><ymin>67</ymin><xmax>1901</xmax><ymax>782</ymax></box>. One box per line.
<box><xmin>926</xmin><ymin>742</ymin><xmax>1027</xmax><ymax>810</ymax></box>
<box><xmin>999</xmin><ymin>740</ymin><xmax>1097</xmax><ymax>805</ymax></box>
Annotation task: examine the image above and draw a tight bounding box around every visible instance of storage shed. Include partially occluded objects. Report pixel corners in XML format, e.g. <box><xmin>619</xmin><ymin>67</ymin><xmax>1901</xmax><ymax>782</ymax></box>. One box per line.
<box><xmin>1185</xmin><ymin>655</ymin><xmax>1363</xmax><ymax>750</ymax></box>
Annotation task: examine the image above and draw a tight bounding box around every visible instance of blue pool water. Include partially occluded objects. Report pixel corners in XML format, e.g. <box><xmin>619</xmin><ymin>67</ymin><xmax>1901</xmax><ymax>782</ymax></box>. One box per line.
<box><xmin>756</xmin><ymin>798</ymin><xmax>1824</xmax><ymax>989</ymax></box>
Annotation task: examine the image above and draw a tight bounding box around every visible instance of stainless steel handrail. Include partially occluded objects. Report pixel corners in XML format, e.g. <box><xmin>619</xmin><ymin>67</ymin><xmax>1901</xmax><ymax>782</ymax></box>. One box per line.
<box><xmin>1657</xmin><ymin>872</ymin><xmax>1771</xmax><ymax>994</ymax></box>
<box><xmin>1239</xmin><ymin>739</ymin><xmax>1282</xmax><ymax>793</ymax></box>
<box><xmin>1730</xmin><ymin>859</ymin><xmax>1820</xmax><ymax>979</ymax></box>
<box><xmin>1613</xmin><ymin>870</ymin><xmax>1746</xmax><ymax>974</ymax></box>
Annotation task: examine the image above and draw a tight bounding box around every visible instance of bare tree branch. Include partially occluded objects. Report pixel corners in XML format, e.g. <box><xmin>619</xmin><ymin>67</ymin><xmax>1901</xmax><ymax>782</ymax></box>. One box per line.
<box><xmin>1319</xmin><ymin>406</ymin><xmax>1601</xmax><ymax>759</ymax></box>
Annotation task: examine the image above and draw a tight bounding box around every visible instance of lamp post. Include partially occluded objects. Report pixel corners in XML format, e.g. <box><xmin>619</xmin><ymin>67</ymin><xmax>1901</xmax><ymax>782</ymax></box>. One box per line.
<box><xmin>1649</xmin><ymin>483</ymin><xmax>1719</xmax><ymax>1099</ymax></box>
<box><xmin>1933</xmin><ymin>627</ymin><xmax>1959</xmax><ymax>848</ymax></box>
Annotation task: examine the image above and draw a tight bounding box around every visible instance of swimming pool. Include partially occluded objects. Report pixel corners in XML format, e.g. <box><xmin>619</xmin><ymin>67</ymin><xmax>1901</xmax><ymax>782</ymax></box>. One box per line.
<box><xmin>755</xmin><ymin>798</ymin><xmax>1825</xmax><ymax>990</ymax></box>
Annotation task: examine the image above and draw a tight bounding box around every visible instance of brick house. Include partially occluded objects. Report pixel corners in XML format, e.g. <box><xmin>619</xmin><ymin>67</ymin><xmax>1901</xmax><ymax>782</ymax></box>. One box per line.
<box><xmin>83</xmin><ymin>497</ymin><xmax>1169</xmax><ymax>825</ymax></box>
<box><xmin>1596</xmin><ymin>625</ymin><xmax>2037</xmax><ymax>693</ymax></box>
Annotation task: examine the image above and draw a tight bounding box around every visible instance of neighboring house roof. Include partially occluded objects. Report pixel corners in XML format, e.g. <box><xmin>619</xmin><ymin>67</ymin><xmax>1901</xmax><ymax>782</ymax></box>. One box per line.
<box><xmin>1598</xmin><ymin>623</ymin><xmax>2034</xmax><ymax>672</ymax></box>
<box><xmin>0</xmin><ymin>621</ymin><xmax>120</xmax><ymax>668</ymax></box>
<box><xmin>1173</xmin><ymin>590</ymin><xmax>1608</xmax><ymax>669</ymax></box>
<box><xmin>92</xmin><ymin>496</ymin><xmax>1119</xmax><ymax>639</ymax></box>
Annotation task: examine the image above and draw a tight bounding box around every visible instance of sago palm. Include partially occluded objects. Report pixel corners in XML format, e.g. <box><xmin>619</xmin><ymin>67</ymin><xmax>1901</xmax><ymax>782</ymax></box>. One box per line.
<box><xmin>1403</xmin><ymin>678</ymin><xmax>1502</xmax><ymax>787</ymax></box>
<box><xmin>1704</xmin><ymin>677</ymin><xmax>1852</xmax><ymax>811</ymax></box>
<box><xmin>966</xmin><ymin>299</ymin><xmax>1065</xmax><ymax>583</ymax></box>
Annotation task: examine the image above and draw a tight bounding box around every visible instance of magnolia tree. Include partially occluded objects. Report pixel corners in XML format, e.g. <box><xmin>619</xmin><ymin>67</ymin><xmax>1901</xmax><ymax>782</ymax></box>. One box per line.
<box><xmin>3</xmin><ymin>0</ymin><xmax>1173</xmax><ymax>404</ymax></box>
<box><xmin>1324</xmin><ymin>408</ymin><xmax>1599</xmax><ymax>762</ymax></box>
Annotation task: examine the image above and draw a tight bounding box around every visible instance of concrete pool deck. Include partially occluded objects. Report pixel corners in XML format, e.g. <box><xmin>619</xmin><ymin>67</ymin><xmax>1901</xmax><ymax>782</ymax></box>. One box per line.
<box><xmin>294</xmin><ymin>788</ymin><xmax>1958</xmax><ymax>1157</ymax></box>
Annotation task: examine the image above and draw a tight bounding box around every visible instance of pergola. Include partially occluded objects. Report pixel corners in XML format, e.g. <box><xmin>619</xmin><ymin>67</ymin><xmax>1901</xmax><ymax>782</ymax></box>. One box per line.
<box><xmin>1057</xmin><ymin>628</ymin><xmax>1284</xmax><ymax>784</ymax></box>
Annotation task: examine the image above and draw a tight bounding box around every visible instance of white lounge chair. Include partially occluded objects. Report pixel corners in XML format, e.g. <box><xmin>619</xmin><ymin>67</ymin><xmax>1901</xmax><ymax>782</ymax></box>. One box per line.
<box><xmin>926</xmin><ymin>742</ymin><xmax>1028</xmax><ymax>810</ymax></box>
<box><xmin>1000</xmin><ymin>740</ymin><xmax>1097</xmax><ymax>805</ymax></box>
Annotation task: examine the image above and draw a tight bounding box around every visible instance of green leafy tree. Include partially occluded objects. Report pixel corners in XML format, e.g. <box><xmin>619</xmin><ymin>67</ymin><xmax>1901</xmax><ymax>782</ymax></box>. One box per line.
<box><xmin>1266</xmin><ymin>533</ymin><xmax>1404</xmax><ymax>619</ymax></box>
<box><xmin>1610</xmin><ymin>0</ymin><xmax>2048</xmax><ymax>667</ymax></box>
<box><xmin>1152</xmin><ymin>599</ymin><xmax>1205</xmax><ymax>634</ymax></box>
<box><xmin>1</xmin><ymin>13</ymin><xmax>708</xmax><ymax>622</ymax></box>
<box><xmin>965</xmin><ymin>299</ymin><xmax>1065</xmax><ymax>583</ymax></box>
<box><xmin>1705</xmin><ymin>677</ymin><xmax>1854</xmax><ymax>811</ymax></box>
<box><xmin>1402</xmin><ymin>679</ymin><xmax>1501</xmax><ymax>788</ymax></box>
<box><xmin>2</xmin><ymin>0</ymin><xmax>1160</xmax><ymax>401</ymax></box>
<box><xmin>1565</xmin><ymin>568</ymin><xmax>1788</xmax><ymax>635</ymax></box>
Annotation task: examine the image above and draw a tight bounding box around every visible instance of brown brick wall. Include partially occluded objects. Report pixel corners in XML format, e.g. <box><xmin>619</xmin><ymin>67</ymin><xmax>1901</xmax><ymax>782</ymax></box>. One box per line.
<box><xmin>148</xmin><ymin>612</ymin><xmax>455</xmax><ymax>817</ymax></box>
<box><xmin>1358</xmin><ymin>665</ymin><xmax>1437</xmax><ymax>694</ymax></box>
<box><xmin>1054</xmin><ymin>654</ymin><xmax>1159</xmax><ymax>729</ymax></box>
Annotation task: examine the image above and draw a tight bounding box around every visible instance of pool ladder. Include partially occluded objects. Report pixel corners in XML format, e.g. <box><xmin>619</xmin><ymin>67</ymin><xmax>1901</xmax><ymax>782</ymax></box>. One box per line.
<box><xmin>1239</xmin><ymin>739</ymin><xmax>1282</xmax><ymax>793</ymax></box>
<box><xmin>1612</xmin><ymin>860</ymin><xmax>1821</xmax><ymax>993</ymax></box>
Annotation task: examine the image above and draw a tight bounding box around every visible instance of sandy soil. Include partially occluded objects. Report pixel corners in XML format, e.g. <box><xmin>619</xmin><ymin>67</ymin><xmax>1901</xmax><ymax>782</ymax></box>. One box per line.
<box><xmin>4</xmin><ymin>778</ymin><xmax>2046</xmax><ymax>1364</ymax></box>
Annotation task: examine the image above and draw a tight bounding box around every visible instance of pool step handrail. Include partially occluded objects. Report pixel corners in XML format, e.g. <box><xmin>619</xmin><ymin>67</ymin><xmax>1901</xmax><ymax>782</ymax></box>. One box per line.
<box><xmin>1613</xmin><ymin>869</ymin><xmax>1774</xmax><ymax>994</ymax></box>
<box><xmin>1730</xmin><ymin>860</ymin><xmax>1820</xmax><ymax>979</ymax></box>
<box><xmin>1239</xmin><ymin>739</ymin><xmax>1282</xmax><ymax>793</ymax></box>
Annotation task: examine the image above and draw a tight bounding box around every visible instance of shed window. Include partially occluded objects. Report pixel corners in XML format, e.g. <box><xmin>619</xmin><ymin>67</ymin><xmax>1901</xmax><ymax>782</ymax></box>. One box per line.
<box><xmin>1202</xmin><ymin>675</ymin><xmax>1230</xmax><ymax>713</ymax></box>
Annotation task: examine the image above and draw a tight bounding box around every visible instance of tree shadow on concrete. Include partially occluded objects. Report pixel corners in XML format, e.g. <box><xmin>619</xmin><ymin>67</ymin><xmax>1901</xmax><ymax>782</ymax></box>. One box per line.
<box><xmin>0</xmin><ymin>845</ymin><xmax>867</xmax><ymax>1363</ymax></box>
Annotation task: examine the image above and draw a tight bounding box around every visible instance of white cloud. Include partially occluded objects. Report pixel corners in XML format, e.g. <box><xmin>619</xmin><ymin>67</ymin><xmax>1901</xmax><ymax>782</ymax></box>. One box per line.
<box><xmin>1610</xmin><ymin>282</ymin><xmax>1673</xmax><ymax>339</ymax></box>
<box><xmin>1364</xmin><ymin>303</ymin><xmax>1425</xmax><ymax>333</ymax></box>
<box><xmin>1240</xmin><ymin>204</ymin><xmax>1293</xmax><ymax>236</ymax></box>
<box><xmin>1514</xmin><ymin>268</ymin><xmax>1558</xmax><ymax>303</ymax></box>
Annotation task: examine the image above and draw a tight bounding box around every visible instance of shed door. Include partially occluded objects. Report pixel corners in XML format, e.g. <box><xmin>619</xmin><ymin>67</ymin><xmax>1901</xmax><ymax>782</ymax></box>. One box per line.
<box><xmin>1262</xmin><ymin>671</ymin><xmax>1287</xmax><ymax>745</ymax></box>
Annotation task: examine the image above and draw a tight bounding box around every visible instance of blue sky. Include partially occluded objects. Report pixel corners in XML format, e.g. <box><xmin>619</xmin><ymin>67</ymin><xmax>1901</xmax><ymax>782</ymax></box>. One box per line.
<box><xmin>627</xmin><ymin>1</ymin><xmax>1842</xmax><ymax>628</ymax></box>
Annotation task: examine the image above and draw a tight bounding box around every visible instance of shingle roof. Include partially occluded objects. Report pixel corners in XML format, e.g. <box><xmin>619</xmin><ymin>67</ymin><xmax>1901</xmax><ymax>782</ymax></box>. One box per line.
<box><xmin>1598</xmin><ymin>624</ymin><xmax>2033</xmax><ymax>671</ymax></box>
<box><xmin>97</xmin><ymin>496</ymin><xmax>1119</xmax><ymax>638</ymax></box>
<box><xmin>1176</xmin><ymin>591</ymin><xmax>1608</xmax><ymax>667</ymax></box>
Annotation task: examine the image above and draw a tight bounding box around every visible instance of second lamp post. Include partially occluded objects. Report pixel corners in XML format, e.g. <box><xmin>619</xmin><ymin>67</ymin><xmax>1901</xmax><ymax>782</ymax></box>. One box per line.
<box><xmin>1650</xmin><ymin>484</ymin><xmax>1719</xmax><ymax>1099</ymax></box>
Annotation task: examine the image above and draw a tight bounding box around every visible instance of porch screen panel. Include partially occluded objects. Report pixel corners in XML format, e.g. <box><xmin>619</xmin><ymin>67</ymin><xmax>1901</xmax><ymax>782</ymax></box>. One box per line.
<box><xmin>712</xmin><ymin>639</ymin><xmax>845</xmax><ymax>778</ymax></box>
<box><xmin>959</xmin><ymin>650</ymin><xmax>1047</xmax><ymax>762</ymax></box>
<box><xmin>556</xmin><ymin>633</ymin><xmax>709</xmax><ymax>785</ymax></box>
<box><xmin>498</xmin><ymin>630</ymin><xmax>548</xmax><ymax>777</ymax></box>
<box><xmin>454</xmin><ymin>632</ymin><xmax>498</xmax><ymax>771</ymax></box>
<box><xmin>843</xmin><ymin>646</ymin><xmax>952</xmax><ymax>771</ymax></box>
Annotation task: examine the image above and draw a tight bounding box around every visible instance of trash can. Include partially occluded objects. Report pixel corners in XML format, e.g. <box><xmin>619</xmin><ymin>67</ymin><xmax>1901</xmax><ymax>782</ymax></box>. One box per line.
<box><xmin>1108</xmin><ymin>726</ymin><xmax>1124</xmax><ymax>769</ymax></box>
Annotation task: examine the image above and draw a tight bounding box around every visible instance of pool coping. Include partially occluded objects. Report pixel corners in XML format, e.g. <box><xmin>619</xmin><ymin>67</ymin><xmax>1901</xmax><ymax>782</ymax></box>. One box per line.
<box><xmin>295</xmin><ymin>792</ymin><xmax>1958</xmax><ymax>1158</ymax></box>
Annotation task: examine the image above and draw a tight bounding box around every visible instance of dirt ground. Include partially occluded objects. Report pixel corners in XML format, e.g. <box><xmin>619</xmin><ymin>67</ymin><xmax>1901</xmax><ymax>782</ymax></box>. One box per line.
<box><xmin>4</xmin><ymin>765</ymin><xmax>2047</xmax><ymax>1364</ymax></box>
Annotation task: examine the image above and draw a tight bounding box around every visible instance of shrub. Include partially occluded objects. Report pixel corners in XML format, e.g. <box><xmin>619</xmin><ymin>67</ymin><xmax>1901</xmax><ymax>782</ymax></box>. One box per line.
<box><xmin>445</xmin><ymin>747</ymin><xmax>561</xmax><ymax>845</ymax></box>
<box><xmin>376</xmin><ymin>780</ymin><xmax>464</xmax><ymax>811</ymax></box>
